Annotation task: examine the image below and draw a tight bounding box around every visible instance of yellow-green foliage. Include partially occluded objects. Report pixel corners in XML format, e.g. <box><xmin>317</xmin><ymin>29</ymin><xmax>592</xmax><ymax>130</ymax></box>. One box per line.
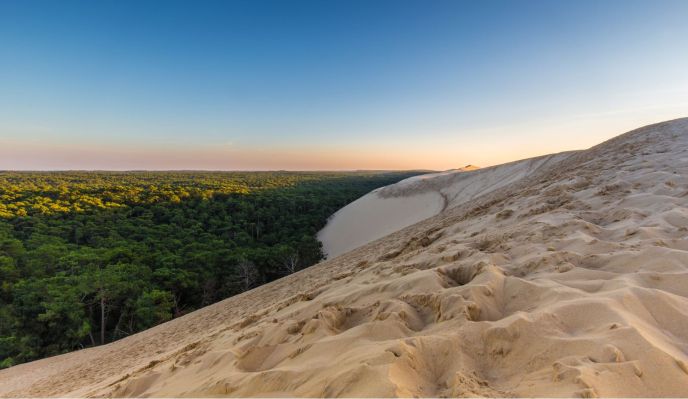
<box><xmin>0</xmin><ymin>171</ymin><xmax>401</xmax><ymax>218</ymax></box>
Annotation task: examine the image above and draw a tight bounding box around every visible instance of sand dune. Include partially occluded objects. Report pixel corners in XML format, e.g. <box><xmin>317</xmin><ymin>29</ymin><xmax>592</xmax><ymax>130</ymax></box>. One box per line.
<box><xmin>2</xmin><ymin>118</ymin><xmax>688</xmax><ymax>397</ymax></box>
<box><xmin>318</xmin><ymin>155</ymin><xmax>572</xmax><ymax>258</ymax></box>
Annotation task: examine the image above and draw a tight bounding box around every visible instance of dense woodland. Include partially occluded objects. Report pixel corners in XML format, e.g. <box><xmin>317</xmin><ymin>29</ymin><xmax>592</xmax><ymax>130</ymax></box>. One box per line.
<box><xmin>0</xmin><ymin>171</ymin><xmax>424</xmax><ymax>368</ymax></box>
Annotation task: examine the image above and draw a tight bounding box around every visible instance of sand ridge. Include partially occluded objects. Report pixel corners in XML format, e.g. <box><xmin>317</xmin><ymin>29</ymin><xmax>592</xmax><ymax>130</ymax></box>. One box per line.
<box><xmin>318</xmin><ymin>154</ymin><xmax>574</xmax><ymax>258</ymax></box>
<box><xmin>2</xmin><ymin>118</ymin><xmax>688</xmax><ymax>397</ymax></box>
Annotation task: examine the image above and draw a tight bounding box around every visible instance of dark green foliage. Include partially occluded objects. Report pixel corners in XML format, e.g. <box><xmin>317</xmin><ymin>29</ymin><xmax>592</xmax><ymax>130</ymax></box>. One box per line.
<box><xmin>0</xmin><ymin>170</ymin><xmax>425</xmax><ymax>367</ymax></box>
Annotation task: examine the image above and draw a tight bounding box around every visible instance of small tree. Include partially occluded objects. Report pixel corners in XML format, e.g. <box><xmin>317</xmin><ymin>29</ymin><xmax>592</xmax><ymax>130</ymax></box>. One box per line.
<box><xmin>84</xmin><ymin>263</ymin><xmax>145</xmax><ymax>345</ymax></box>
<box><xmin>133</xmin><ymin>289</ymin><xmax>174</xmax><ymax>330</ymax></box>
<box><xmin>281</xmin><ymin>251</ymin><xmax>299</xmax><ymax>275</ymax></box>
<box><xmin>236</xmin><ymin>259</ymin><xmax>259</xmax><ymax>292</ymax></box>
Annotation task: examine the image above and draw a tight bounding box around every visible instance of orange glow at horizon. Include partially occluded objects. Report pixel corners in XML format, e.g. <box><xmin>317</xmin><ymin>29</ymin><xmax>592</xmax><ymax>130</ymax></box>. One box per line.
<box><xmin>2</xmin><ymin>111</ymin><xmax>686</xmax><ymax>171</ymax></box>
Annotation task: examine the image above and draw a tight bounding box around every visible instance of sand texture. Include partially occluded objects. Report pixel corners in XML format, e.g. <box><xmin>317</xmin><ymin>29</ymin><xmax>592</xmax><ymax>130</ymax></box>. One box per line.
<box><xmin>2</xmin><ymin>118</ymin><xmax>688</xmax><ymax>397</ymax></box>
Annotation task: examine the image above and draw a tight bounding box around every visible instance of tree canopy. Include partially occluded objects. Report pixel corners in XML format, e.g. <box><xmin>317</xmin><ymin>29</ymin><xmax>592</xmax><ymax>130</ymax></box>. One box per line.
<box><xmin>0</xmin><ymin>170</ymin><xmax>425</xmax><ymax>368</ymax></box>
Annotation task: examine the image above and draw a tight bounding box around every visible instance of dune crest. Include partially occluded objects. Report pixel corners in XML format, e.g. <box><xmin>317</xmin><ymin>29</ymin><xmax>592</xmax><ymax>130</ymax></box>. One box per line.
<box><xmin>2</xmin><ymin>118</ymin><xmax>688</xmax><ymax>397</ymax></box>
<box><xmin>318</xmin><ymin>153</ymin><xmax>572</xmax><ymax>258</ymax></box>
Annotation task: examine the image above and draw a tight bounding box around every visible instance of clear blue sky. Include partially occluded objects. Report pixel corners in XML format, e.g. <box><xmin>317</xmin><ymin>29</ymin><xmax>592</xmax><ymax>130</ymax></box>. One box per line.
<box><xmin>1</xmin><ymin>0</ymin><xmax>687</xmax><ymax>170</ymax></box>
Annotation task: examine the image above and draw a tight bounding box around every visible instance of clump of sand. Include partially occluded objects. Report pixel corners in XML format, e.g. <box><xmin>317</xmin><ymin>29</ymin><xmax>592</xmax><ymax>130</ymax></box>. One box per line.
<box><xmin>2</xmin><ymin>118</ymin><xmax>688</xmax><ymax>397</ymax></box>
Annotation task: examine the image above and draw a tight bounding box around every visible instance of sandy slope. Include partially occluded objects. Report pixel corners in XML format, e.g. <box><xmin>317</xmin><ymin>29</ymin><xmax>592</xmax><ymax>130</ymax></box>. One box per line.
<box><xmin>2</xmin><ymin>118</ymin><xmax>688</xmax><ymax>397</ymax></box>
<box><xmin>318</xmin><ymin>155</ymin><xmax>572</xmax><ymax>258</ymax></box>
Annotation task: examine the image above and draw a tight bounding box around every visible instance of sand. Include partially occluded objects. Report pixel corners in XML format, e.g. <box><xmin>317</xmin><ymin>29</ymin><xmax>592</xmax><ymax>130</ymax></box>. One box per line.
<box><xmin>318</xmin><ymin>155</ymin><xmax>572</xmax><ymax>258</ymax></box>
<box><xmin>2</xmin><ymin>117</ymin><xmax>688</xmax><ymax>397</ymax></box>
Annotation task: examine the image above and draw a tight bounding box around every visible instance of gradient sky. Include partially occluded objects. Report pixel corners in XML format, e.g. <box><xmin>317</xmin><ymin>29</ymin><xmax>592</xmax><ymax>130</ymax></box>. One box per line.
<box><xmin>1</xmin><ymin>0</ymin><xmax>688</xmax><ymax>170</ymax></box>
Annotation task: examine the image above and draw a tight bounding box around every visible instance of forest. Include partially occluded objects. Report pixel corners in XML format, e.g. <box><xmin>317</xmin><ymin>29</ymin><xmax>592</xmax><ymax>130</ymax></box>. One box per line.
<box><xmin>0</xmin><ymin>170</ymin><xmax>425</xmax><ymax>368</ymax></box>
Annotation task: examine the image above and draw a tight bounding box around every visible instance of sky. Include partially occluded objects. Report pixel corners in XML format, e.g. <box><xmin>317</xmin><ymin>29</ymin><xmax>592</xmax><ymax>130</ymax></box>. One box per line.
<box><xmin>1</xmin><ymin>0</ymin><xmax>688</xmax><ymax>171</ymax></box>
